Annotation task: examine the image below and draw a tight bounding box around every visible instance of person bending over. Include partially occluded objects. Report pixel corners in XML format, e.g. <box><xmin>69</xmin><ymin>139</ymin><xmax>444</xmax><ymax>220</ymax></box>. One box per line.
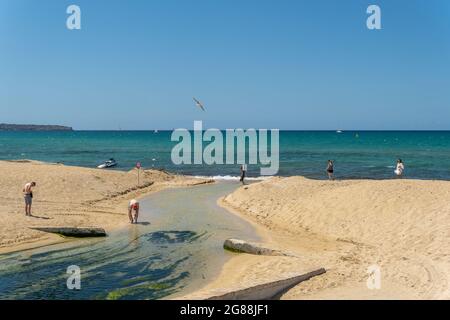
<box><xmin>23</xmin><ymin>181</ymin><xmax>36</xmax><ymax>216</ymax></box>
<box><xmin>128</xmin><ymin>199</ymin><xmax>140</xmax><ymax>224</ymax></box>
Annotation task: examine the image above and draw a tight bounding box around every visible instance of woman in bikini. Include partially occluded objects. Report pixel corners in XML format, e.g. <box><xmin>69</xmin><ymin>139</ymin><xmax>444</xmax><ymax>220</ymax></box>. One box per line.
<box><xmin>326</xmin><ymin>160</ymin><xmax>334</xmax><ymax>180</ymax></box>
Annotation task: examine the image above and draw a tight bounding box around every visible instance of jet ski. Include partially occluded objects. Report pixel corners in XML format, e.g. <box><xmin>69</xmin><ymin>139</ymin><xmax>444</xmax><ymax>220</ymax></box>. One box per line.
<box><xmin>97</xmin><ymin>158</ymin><xmax>117</xmax><ymax>169</ymax></box>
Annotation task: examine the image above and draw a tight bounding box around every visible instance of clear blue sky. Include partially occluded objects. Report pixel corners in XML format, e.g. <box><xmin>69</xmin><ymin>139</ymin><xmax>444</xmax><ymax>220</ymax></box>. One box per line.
<box><xmin>1</xmin><ymin>0</ymin><xmax>449</xmax><ymax>130</ymax></box>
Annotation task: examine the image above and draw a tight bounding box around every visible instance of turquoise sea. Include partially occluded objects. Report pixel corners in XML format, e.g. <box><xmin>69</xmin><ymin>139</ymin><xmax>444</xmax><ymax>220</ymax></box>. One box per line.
<box><xmin>1</xmin><ymin>130</ymin><xmax>450</xmax><ymax>180</ymax></box>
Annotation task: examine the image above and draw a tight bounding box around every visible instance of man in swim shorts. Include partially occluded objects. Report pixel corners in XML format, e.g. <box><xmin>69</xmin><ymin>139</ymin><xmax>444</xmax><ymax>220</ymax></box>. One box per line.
<box><xmin>23</xmin><ymin>181</ymin><xmax>36</xmax><ymax>216</ymax></box>
<box><xmin>128</xmin><ymin>199</ymin><xmax>140</xmax><ymax>224</ymax></box>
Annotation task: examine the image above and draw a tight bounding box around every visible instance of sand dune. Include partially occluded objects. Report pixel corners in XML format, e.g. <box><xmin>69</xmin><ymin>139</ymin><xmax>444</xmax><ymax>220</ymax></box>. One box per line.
<box><xmin>0</xmin><ymin>160</ymin><xmax>210</xmax><ymax>253</ymax></box>
<box><xmin>220</xmin><ymin>177</ymin><xmax>450</xmax><ymax>299</ymax></box>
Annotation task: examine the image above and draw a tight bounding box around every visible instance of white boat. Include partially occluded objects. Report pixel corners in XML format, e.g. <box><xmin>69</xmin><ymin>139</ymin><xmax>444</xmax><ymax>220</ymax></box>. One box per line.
<box><xmin>97</xmin><ymin>158</ymin><xmax>117</xmax><ymax>169</ymax></box>
<box><xmin>336</xmin><ymin>130</ymin><xmax>343</xmax><ymax>133</ymax></box>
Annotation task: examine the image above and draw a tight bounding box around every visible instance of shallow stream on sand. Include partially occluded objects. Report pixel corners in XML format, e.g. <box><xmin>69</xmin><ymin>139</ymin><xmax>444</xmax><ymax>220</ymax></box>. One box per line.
<box><xmin>0</xmin><ymin>182</ymin><xmax>258</xmax><ymax>299</ymax></box>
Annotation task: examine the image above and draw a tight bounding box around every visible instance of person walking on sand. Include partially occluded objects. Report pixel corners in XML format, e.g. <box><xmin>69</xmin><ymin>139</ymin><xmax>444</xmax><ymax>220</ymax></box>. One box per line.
<box><xmin>240</xmin><ymin>164</ymin><xmax>247</xmax><ymax>185</ymax></box>
<box><xmin>394</xmin><ymin>159</ymin><xmax>404</xmax><ymax>178</ymax></box>
<box><xmin>128</xmin><ymin>199</ymin><xmax>140</xmax><ymax>224</ymax></box>
<box><xmin>326</xmin><ymin>160</ymin><xmax>334</xmax><ymax>180</ymax></box>
<box><xmin>23</xmin><ymin>181</ymin><xmax>36</xmax><ymax>216</ymax></box>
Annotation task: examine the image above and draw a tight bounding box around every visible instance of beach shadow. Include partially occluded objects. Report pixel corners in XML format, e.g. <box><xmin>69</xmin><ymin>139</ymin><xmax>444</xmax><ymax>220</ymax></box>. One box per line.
<box><xmin>29</xmin><ymin>215</ymin><xmax>52</xmax><ymax>220</ymax></box>
<box><xmin>134</xmin><ymin>222</ymin><xmax>151</xmax><ymax>226</ymax></box>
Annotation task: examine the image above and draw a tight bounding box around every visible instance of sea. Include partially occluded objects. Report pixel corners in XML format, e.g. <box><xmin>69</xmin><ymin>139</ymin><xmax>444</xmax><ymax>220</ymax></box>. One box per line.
<box><xmin>1</xmin><ymin>130</ymin><xmax>450</xmax><ymax>180</ymax></box>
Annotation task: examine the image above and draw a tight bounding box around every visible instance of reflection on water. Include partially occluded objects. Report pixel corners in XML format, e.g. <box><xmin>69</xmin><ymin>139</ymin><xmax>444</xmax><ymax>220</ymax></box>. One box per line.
<box><xmin>0</xmin><ymin>183</ymin><xmax>257</xmax><ymax>300</ymax></box>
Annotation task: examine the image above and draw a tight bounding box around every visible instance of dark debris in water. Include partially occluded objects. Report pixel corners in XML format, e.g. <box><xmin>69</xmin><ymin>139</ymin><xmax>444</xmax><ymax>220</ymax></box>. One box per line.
<box><xmin>143</xmin><ymin>231</ymin><xmax>207</xmax><ymax>244</ymax></box>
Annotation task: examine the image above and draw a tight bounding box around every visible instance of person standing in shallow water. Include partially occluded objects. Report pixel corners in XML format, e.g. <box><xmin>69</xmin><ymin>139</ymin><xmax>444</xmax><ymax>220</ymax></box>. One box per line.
<box><xmin>326</xmin><ymin>160</ymin><xmax>334</xmax><ymax>180</ymax></box>
<box><xmin>128</xmin><ymin>199</ymin><xmax>140</xmax><ymax>224</ymax></box>
<box><xmin>395</xmin><ymin>159</ymin><xmax>404</xmax><ymax>178</ymax></box>
<box><xmin>240</xmin><ymin>164</ymin><xmax>247</xmax><ymax>185</ymax></box>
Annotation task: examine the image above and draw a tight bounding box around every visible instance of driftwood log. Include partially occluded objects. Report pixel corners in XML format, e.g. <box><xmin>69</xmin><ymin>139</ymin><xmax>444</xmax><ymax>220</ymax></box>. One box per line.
<box><xmin>224</xmin><ymin>238</ymin><xmax>290</xmax><ymax>256</ymax></box>
<box><xmin>30</xmin><ymin>227</ymin><xmax>107</xmax><ymax>237</ymax></box>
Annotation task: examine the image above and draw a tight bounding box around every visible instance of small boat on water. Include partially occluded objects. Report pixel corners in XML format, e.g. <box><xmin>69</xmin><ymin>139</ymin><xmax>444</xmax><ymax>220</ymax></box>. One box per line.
<box><xmin>336</xmin><ymin>130</ymin><xmax>343</xmax><ymax>133</ymax></box>
<box><xmin>97</xmin><ymin>158</ymin><xmax>117</xmax><ymax>169</ymax></box>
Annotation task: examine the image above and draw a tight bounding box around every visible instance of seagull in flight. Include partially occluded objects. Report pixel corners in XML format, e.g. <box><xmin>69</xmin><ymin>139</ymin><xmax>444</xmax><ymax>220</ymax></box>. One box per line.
<box><xmin>193</xmin><ymin>97</ymin><xmax>206</xmax><ymax>111</ymax></box>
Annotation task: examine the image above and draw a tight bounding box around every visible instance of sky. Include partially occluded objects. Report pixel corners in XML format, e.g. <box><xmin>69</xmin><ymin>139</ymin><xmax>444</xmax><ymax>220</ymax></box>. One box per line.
<box><xmin>0</xmin><ymin>0</ymin><xmax>449</xmax><ymax>130</ymax></box>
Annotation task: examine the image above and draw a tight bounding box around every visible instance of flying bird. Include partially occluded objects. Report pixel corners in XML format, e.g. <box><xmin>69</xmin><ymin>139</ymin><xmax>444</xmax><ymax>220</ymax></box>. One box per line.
<box><xmin>193</xmin><ymin>97</ymin><xmax>206</xmax><ymax>111</ymax></box>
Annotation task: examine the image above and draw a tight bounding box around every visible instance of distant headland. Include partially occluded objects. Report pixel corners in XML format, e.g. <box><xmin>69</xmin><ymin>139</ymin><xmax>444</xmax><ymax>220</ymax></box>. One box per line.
<box><xmin>0</xmin><ymin>124</ymin><xmax>73</xmax><ymax>131</ymax></box>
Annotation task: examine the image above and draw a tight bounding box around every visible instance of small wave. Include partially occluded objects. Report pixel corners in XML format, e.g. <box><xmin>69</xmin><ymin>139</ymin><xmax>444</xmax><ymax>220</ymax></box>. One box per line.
<box><xmin>363</xmin><ymin>165</ymin><xmax>396</xmax><ymax>169</ymax></box>
<box><xmin>194</xmin><ymin>175</ymin><xmax>270</xmax><ymax>181</ymax></box>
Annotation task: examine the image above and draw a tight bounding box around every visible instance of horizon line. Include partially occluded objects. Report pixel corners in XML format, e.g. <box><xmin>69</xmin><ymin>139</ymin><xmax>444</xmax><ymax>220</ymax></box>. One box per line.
<box><xmin>39</xmin><ymin>129</ymin><xmax>450</xmax><ymax>132</ymax></box>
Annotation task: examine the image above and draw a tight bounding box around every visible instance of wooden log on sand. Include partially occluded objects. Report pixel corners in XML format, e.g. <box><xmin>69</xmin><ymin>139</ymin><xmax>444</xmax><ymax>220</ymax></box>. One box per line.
<box><xmin>207</xmin><ymin>269</ymin><xmax>326</xmax><ymax>300</ymax></box>
<box><xmin>223</xmin><ymin>238</ymin><xmax>290</xmax><ymax>256</ymax></box>
<box><xmin>177</xmin><ymin>268</ymin><xmax>326</xmax><ymax>300</ymax></box>
<box><xmin>30</xmin><ymin>227</ymin><xmax>107</xmax><ymax>237</ymax></box>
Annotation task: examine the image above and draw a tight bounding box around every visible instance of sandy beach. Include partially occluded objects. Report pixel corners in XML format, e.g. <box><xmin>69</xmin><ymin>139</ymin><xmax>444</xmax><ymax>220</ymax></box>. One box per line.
<box><xmin>201</xmin><ymin>176</ymin><xmax>449</xmax><ymax>300</ymax></box>
<box><xmin>1</xmin><ymin>160</ymin><xmax>449</xmax><ymax>299</ymax></box>
<box><xmin>0</xmin><ymin>160</ymin><xmax>211</xmax><ymax>254</ymax></box>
